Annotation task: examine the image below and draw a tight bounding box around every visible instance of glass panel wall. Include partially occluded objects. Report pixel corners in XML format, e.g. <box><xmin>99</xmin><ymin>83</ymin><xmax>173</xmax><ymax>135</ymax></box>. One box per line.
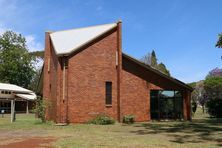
<box><xmin>151</xmin><ymin>90</ymin><xmax>183</xmax><ymax>120</ymax></box>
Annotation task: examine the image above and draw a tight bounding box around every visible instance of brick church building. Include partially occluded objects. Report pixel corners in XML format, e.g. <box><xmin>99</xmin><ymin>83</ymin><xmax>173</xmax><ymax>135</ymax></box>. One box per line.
<box><xmin>42</xmin><ymin>21</ymin><xmax>193</xmax><ymax>123</ymax></box>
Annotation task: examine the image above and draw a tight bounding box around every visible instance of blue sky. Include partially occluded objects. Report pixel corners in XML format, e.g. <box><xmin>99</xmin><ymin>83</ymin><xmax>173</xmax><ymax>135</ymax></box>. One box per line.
<box><xmin>0</xmin><ymin>0</ymin><xmax>221</xmax><ymax>83</ymax></box>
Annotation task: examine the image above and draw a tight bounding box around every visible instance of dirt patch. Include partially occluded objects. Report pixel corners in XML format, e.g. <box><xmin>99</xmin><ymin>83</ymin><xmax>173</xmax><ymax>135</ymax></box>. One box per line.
<box><xmin>0</xmin><ymin>137</ymin><xmax>56</xmax><ymax>148</ymax></box>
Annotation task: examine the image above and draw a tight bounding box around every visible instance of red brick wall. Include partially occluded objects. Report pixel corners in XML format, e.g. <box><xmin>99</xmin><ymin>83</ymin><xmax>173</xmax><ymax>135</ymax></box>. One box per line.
<box><xmin>121</xmin><ymin>69</ymin><xmax>192</xmax><ymax>122</ymax></box>
<box><xmin>121</xmin><ymin>70</ymin><xmax>150</xmax><ymax>121</ymax></box>
<box><xmin>43</xmin><ymin>32</ymin><xmax>61</xmax><ymax>122</ymax></box>
<box><xmin>148</xmin><ymin>83</ymin><xmax>163</xmax><ymax>90</ymax></box>
<box><xmin>183</xmin><ymin>90</ymin><xmax>191</xmax><ymax>120</ymax></box>
<box><xmin>43</xmin><ymin>32</ymin><xmax>52</xmax><ymax>120</ymax></box>
<box><xmin>43</xmin><ymin>24</ymin><xmax>192</xmax><ymax>123</ymax></box>
<box><xmin>121</xmin><ymin>70</ymin><xmax>163</xmax><ymax>122</ymax></box>
<box><xmin>67</xmin><ymin>29</ymin><xmax>119</xmax><ymax>123</ymax></box>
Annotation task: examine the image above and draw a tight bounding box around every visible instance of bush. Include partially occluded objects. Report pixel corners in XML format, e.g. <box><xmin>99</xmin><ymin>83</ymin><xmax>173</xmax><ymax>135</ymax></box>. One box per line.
<box><xmin>33</xmin><ymin>96</ymin><xmax>47</xmax><ymax>123</ymax></box>
<box><xmin>191</xmin><ymin>101</ymin><xmax>197</xmax><ymax>114</ymax></box>
<box><xmin>123</xmin><ymin>115</ymin><xmax>135</xmax><ymax>124</ymax></box>
<box><xmin>88</xmin><ymin>114</ymin><xmax>115</xmax><ymax>125</ymax></box>
<box><xmin>206</xmin><ymin>99</ymin><xmax>222</xmax><ymax>118</ymax></box>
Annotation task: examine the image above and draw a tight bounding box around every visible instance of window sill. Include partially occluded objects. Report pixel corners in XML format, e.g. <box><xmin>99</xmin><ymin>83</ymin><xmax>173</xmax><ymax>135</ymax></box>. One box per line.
<box><xmin>105</xmin><ymin>104</ymin><xmax>112</xmax><ymax>107</ymax></box>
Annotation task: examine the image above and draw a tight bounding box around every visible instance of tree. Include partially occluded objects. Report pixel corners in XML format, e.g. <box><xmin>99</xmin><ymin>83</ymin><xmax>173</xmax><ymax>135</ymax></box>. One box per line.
<box><xmin>205</xmin><ymin>68</ymin><xmax>222</xmax><ymax>99</ymax></box>
<box><xmin>29</xmin><ymin>68</ymin><xmax>42</xmax><ymax>91</ymax></box>
<box><xmin>151</xmin><ymin>50</ymin><xmax>158</xmax><ymax>67</ymax></box>
<box><xmin>157</xmin><ymin>63</ymin><xmax>170</xmax><ymax>76</ymax></box>
<box><xmin>189</xmin><ymin>81</ymin><xmax>206</xmax><ymax>113</ymax></box>
<box><xmin>189</xmin><ymin>83</ymin><xmax>198</xmax><ymax>115</ymax></box>
<box><xmin>141</xmin><ymin>52</ymin><xmax>151</xmax><ymax>65</ymax></box>
<box><xmin>188</xmin><ymin>82</ymin><xmax>197</xmax><ymax>88</ymax></box>
<box><xmin>204</xmin><ymin>76</ymin><xmax>222</xmax><ymax>118</ymax></box>
<box><xmin>204</xmin><ymin>68</ymin><xmax>222</xmax><ymax>117</ymax></box>
<box><xmin>28</xmin><ymin>50</ymin><xmax>44</xmax><ymax>91</ymax></box>
<box><xmin>216</xmin><ymin>33</ymin><xmax>222</xmax><ymax>48</ymax></box>
<box><xmin>204</xmin><ymin>76</ymin><xmax>222</xmax><ymax>99</ymax></box>
<box><xmin>141</xmin><ymin>50</ymin><xmax>171</xmax><ymax>76</ymax></box>
<box><xmin>0</xmin><ymin>31</ymin><xmax>35</xmax><ymax>88</ymax></box>
<box><xmin>29</xmin><ymin>50</ymin><xmax>44</xmax><ymax>59</ymax></box>
<box><xmin>207</xmin><ymin>67</ymin><xmax>222</xmax><ymax>78</ymax></box>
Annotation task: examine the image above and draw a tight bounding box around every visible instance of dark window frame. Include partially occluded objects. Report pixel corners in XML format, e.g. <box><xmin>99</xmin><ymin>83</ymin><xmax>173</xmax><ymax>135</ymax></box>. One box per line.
<box><xmin>105</xmin><ymin>81</ymin><xmax>112</xmax><ymax>105</ymax></box>
<box><xmin>150</xmin><ymin>90</ymin><xmax>183</xmax><ymax>120</ymax></box>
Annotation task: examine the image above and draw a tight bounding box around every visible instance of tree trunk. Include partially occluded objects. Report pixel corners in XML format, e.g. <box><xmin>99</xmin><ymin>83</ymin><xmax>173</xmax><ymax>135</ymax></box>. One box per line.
<box><xmin>202</xmin><ymin>105</ymin><xmax>205</xmax><ymax>113</ymax></box>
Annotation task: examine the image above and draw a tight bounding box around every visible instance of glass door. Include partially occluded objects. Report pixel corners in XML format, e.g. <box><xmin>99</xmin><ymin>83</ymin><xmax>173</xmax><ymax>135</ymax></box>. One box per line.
<box><xmin>150</xmin><ymin>90</ymin><xmax>183</xmax><ymax>120</ymax></box>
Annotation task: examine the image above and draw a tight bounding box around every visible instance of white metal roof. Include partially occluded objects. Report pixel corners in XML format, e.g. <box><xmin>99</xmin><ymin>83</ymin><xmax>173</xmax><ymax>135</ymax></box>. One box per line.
<box><xmin>50</xmin><ymin>23</ymin><xmax>117</xmax><ymax>56</ymax></box>
<box><xmin>15</xmin><ymin>93</ymin><xmax>37</xmax><ymax>100</ymax></box>
<box><xmin>0</xmin><ymin>83</ymin><xmax>33</xmax><ymax>93</ymax></box>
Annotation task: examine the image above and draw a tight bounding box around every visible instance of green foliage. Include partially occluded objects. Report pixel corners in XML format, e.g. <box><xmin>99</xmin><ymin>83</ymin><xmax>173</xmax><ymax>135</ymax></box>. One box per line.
<box><xmin>188</xmin><ymin>80</ymin><xmax>206</xmax><ymax>113</ymax></box>
<box><xmin>204</xmin><ymin>76</ymin><xmax>222</xmax><ymax>99</ymax></box>
<box><xmin>191</xmin><ymin>101</ymin><xmax>197</xmax><ymax>114</ymax></box>
<box><xmin>141</xmin><ymin>50</ymin><xmax>171</xmax><ymax>76</ymax></box>
<box><xmin>191</xmin><ymin>89</ymin><xmax>198</xmax><ymax>114</ymax></box>
<box><xmin>157</xmin><ymin>62</ymin><xmax>170</xmax><ymax>76</ymax></box>
<box><xmin>188</xmin><ymin>82</ymin><xmax>197</xmax><ymax>88</ymax></box>
<box><xmin>0</xmin><ymin>31</ymin><xmax>36</xmax><ymax>88</ymax></box>
<box><xmin>123</xmin><ymin>115</ymin><xmax>135</xmax><ymax>124</ymax></box>
<box><xmin>215</xmin><ymin>33</ymin><xmax>222</xmax><ymax>48</ymax></box>
<box><xmin>29</xmin><ymin>68</ymin><xmax>42</xmax><ymax>92</ymax></box>
<box><xmin>88</xmin><ymin>114</ymin><xmax>115</xmax><ymax>125</ymax></box>
<box><xmin>206</xmin><ymin>99</ymin><xmax>222</xmax><ymax>118</ymax></box>
<box><xmin>151</xmin><ymin>50</ymin><xmax>158</xmax><ymax>67</ymax></box>
<box><xmin>204</xmin><ymin>76</ymin><xmax>222</xmax><ymax>118</ymax></box>
<box><xmin>29</xmin><ymin>50</ymin><xmax>44</xmax><ymax>59</ymax></box>
<box><xmin>33</xmin><ymin>96</ymin><xmax>47</xmax><ymax>123</ymax></box>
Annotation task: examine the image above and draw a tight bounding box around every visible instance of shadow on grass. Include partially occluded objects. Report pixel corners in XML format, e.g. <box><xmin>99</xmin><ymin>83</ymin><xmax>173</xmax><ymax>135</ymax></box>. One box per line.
<box><xmin>130</xmin><ymin>118</ymin><xmax>222</xmax><ymax>146</ymax></box>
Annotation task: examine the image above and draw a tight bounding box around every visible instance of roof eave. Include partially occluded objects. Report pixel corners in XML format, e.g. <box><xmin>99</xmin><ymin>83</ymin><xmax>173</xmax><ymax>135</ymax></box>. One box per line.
<box><xmin>122</xmin><ymin>53</ymin><xmax>193</xmax><ymax>91</ymax></box>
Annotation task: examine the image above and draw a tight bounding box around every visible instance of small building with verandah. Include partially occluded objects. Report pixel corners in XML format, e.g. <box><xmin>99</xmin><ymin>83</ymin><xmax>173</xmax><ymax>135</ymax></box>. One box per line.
<box><xmin>0</xmin><ymin>83</ymin><xmax>36</xmax><ymax>117</ymax></box>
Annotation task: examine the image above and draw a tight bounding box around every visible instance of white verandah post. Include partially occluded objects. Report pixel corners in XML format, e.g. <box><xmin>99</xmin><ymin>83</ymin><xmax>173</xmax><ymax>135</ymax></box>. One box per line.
<box><xmin>10</xmin><ymin>100</ymin><xmax>15</xmax><ymax>123</ymax></box>
<box><xmin>11</xmin><ymin>100</ymin><xmax>14</xmax><ymax>122</ymax></box>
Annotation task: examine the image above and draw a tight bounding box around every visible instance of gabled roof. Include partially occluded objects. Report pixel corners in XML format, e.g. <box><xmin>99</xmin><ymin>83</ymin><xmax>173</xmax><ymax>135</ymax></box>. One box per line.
<box><xmin>16</xmin><ymin>93</ymin><xmax>36</xmax><ymax>100</ymax></box>
<box><xmin>122</xmin><ymin>53</ymin><xmax>193</xmax><ymax>91</ymax></box>
<box><xmin>50</xmin><ymin>23</ymin><xmax>117</xmax><ymax>56</ymax></box>
<box><xmin>0</xmin><ymin>83</ymin><xmax>33</xmax><ymax>93</ymax></box>
<box><xmin>0</xmin><ymin>83</ymin><xmax>37</xmax><ymax>100</ymax></box>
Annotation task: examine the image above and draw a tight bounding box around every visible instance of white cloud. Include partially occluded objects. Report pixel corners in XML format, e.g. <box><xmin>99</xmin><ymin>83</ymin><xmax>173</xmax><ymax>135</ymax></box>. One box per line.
<box><xmin>25</xmin><ymin>35</ymin><xmax>43</xmax><ymax>52</ymax></box>
<box><xmin>0</xmin><ymin>24</ymin><xmax>43</xmax><ymax>52</ymax></box>
<box><xmin>0</xmin><ymin>24</ymin><xmax>43</xmax><ymax>68</ymax></box>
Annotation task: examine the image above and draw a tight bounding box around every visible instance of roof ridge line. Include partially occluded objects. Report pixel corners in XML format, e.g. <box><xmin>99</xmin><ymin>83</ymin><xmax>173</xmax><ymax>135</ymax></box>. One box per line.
<box><xmin>50</xmin><ymin>22</ymin><xmax>117</xmax><ymax>34</ymax></box>
<box><xmin>50</xmin><ymin>23</ymin><xmax>118</xmax><ymax>56</ymax></box>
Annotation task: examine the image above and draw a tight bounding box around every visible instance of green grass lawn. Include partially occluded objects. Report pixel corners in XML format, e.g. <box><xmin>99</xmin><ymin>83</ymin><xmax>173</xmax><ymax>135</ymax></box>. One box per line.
<box><xmin>0</xmin><ymin>108</ymin><xmax>222</xmax><ymax>148</ymax></box>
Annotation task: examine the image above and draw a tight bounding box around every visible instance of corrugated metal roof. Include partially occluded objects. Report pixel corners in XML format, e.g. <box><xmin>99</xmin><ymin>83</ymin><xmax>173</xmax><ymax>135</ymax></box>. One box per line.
<box><xmin>15</xmin><ymin>93</ymin><xmax>36</xmax><ymax>100</ymax></box>
<box><xmin>50</xmin><ymin>23</ymin><xmax>117</xmax><ymax>56</ymax></box>
<box><xmin>0</xmin><ymin>83</ymin><xmax>33</xmax><ymax>93</ymax></box>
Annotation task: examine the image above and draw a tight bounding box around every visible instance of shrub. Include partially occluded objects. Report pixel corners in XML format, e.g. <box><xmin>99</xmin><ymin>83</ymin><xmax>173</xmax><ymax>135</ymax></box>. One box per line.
<box><xmin>206</xmin><ymin>99</ymin><xmax>222</xmax><ymax>118</ymax></box>
<box><xmin>33</xmin><ymin>96</ymin><xmax>48</xmax><ymax>123</ymax></box>
<box><xmin>191</xmin><ymin>101</ymin><xmax>197</xmax><ymax>114</ymax></box>
<box><xmin>88</xmin><ymin>114</ymin><xmax>115</xmax><ymax>125</ymax></box>
<box><xmin>123</xmin><ymin>115</ymin><xmax>135</xmax><ymax>124</ymax></box>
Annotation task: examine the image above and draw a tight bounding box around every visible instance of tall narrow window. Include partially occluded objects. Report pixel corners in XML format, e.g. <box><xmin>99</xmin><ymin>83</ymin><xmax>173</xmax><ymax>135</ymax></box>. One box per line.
<box><xmin>105</xmin><ymin>82</ymin><xmax>112</xmax><ymax>105</ymax></box>
<box><xmin>47</xmin><ymin>58</ymin><xmax>50</xmax><ymax>72</ymax></box>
